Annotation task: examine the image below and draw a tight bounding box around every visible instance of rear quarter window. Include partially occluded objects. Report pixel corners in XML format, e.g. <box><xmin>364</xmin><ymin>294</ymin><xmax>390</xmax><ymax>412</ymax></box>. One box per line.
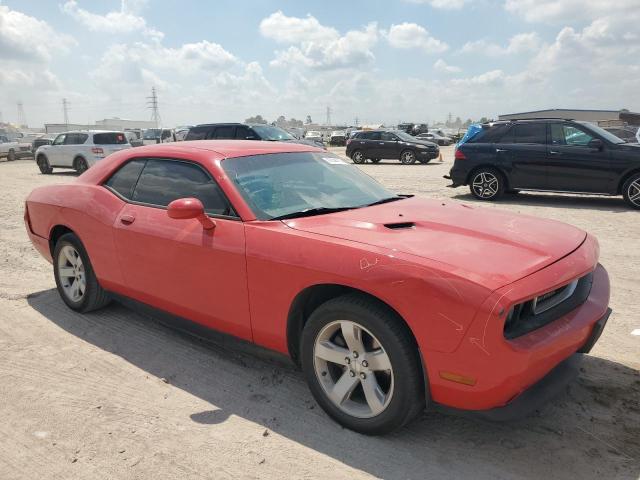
<box><xmin>93</xmin><ymin>132</ymin><xmax>128</xmax><ymax>145</ymax></box>
<box><xmin>185</xmin><ymin>127</ymin><xmax>210</xmax><ymax>140</ymax></box>
<box><xmin>468</xmin><ymin>124</ymin><xmax>512</xmax><ymax>143</ymax></box>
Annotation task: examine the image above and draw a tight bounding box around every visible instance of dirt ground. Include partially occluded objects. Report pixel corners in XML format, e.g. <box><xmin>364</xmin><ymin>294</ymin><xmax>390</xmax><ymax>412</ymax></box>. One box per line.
<box><xmin>0</xmin><ymin>148</ymin><xmax>638</xmax><ymax>480</ymax></box>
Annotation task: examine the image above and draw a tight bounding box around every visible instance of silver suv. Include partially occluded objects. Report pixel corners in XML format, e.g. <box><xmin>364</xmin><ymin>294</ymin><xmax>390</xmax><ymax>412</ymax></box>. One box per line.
<box><xmin>35</xmin><ymin>130</ymin><xmax>131</xmax><ymax>174</ymax></box>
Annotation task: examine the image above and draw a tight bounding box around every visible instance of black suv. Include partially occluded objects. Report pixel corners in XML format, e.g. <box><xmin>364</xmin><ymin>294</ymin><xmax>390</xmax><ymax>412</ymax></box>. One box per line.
<box><xmin>185</xmin><ymin>123</ymin><xmax>325</xmax><ymax>149</ymax></box>
<box><xmin>446</xmin><ymin>119</ymin><xmax>640</xmax><ymax>209</ymax></box>
<box><xmin>346</xmin><ymin>129</ymin><xmax>439</xmax><ymax>164</ymax></box>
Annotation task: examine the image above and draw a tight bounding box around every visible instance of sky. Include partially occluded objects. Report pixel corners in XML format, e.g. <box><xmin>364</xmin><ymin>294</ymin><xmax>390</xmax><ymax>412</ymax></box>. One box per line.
<box><xmin>1</xmin><ymin>0</ymin><xmax>639</xmax><ymax>128</ymax></box>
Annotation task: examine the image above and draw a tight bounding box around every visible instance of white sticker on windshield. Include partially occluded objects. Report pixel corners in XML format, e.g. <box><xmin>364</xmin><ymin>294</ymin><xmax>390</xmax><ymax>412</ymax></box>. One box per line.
<box><xmin>322</xmin><ymin>157</ymin><xmax>348</xmax><ymax>165</ymax></box>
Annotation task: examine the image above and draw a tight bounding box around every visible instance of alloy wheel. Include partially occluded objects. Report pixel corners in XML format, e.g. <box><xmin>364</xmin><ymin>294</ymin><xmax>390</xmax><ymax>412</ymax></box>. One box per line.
<box><xmin>472</xmin><ymin>171</ymin><xmax>499</xmax><ymax>198</ymax></box>
<box><xmin>628</xmin><ymin>179</ymin><xmax>640</xmax><ymax>207</ymax></box>
<box><xmin>400</xmin><ymin>151</ymin><xmax>416</xmax><ymax>164</ymax></box>
<box><xmin>57</xmin><ymin>245</ymin><xmax>86</xmax><ymax>302</ymax></box>
<box><xmin>313</xmin><ymin>320</ymin><xmax>394</xmax><ymax>418</ymax></box>
<box><xmin>352</xmin><ymin>151</ymin><xmax>365</xmax><ymax>164</ymax></box>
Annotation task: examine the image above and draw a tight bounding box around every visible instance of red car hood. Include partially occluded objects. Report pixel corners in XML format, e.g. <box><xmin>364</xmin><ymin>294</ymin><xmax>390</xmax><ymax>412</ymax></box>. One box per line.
<box><xmin>284</xmin><ymin>197</ymin><xmax>586</xmax><ymax>290</ymax></box>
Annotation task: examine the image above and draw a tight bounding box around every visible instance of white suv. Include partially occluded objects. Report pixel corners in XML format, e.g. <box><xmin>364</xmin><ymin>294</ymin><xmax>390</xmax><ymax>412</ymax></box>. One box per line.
<box><xmin>35</xmin><ymin>130</ymin><xmax>131</xmax><ymax>174</ymax></box>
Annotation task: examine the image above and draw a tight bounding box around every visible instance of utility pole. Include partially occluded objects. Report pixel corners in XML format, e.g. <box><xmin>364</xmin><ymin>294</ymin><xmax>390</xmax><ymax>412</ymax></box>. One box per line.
<box><xmin>354</xmin><ymin>116</ymin><xmax>359</xmax><ymax>127</ymax></box>
<box><xmin>325</xmin><ymin>106</ymin><xmax>332</xmax><ymax>126</ymax></box>
<box><xmin>62</xmin><ymin>98</ymin><xmax>70</xmax><ymax>127</ymax></box>
<box><xmin>0</xmin><ymin>110</ymin><xmax>4</xmax><ymax>124</ymax></box>
<box><xmin>146</xmin><ymin>86</ymin><xmax>161</xmax><ymax>128</ymax></box>
<box><xmin>17</xmin><ymin>101</ymin><xmax>26</xmax><ymax>127</ymax></box>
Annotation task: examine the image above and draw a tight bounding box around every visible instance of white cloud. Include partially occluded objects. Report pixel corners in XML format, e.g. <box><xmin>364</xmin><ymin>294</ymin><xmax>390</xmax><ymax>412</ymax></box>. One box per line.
<box><xmin>261</xmin><ymin>11</ymin><xmax>378</xmax><ymax>69</ymax></box>
<box><xmin>0</xmin><ymin>5</ymin><xmax>76</xmax><ymax>62</ymax></box>
<box><xmin>451</xmin><ymin>69</ymin><xmax>505</xmax><ymax>86</ymax></box>
<box><xmin>434</xmin><ymin>59</ymin><xmax>461</xmax><ymax>73</ymax></box>
<box><xmin>61</xmin><ymin>0</ymin><xmax>162</xmax><ymax>38</ymax></box>
<box><xmin>384</xmin><ymin>22</ymin><xmax>448</xmax><ymax>53</ymax></box>
<box><xmin>504</xmin><ymin>0</ymin><xmax>638</xmax><ymax>23</ymax></box>
<box><xmin>406</xmin><ymin>0</ymin><xmax>467</xmax><ymax>9</ymax></box>
<box><xmin>460</xmin><ymin>32</ymin><xmax>540</xmax><ymax>56</ymax></box>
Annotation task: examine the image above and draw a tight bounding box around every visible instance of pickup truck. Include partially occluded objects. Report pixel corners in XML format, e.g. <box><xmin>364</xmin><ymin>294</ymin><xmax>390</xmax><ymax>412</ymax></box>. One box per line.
<box><xmin>0</xmin><ymin>135</ymin><xmax>30</xmax><ymax>161</ymax></box>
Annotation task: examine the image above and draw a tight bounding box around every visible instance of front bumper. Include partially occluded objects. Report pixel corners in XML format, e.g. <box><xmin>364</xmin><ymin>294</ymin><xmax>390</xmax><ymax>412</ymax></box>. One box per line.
<box><xmin>424</xmin><ymin>235</ymin><xmax>610</xmax><ymax>412</ymax></box>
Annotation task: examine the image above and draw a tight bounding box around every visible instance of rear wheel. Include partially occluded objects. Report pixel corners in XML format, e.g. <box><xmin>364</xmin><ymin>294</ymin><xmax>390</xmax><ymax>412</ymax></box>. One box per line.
<box><xmin>469</xmin><ymin>168</ymin><xmax>505</xmax><ymax>200</ymax></box>
<box><xmin>622</xmin><ymin>173</ymin><xmax>640</xmax><ymax>209</ymax></box>
<box><xmin>400</xmin><ymin>150</ymin><xmax>416</xmax><ymax>165</ymax></box>
<box><xmin>74</xmin><ymin>156</ymin><xmax>89</xmax><ymax>174</ymax></box>
<box><xmin>37</xmin><ymin>154</ymin><xmax>53</xmax><ymax>174</ymax></box>
<box><xmin>53</xmin><ymin>233</ymin><xmax>110</xmax><ymax>312</ymax></box>
<box><xmin>301</xmin><ymin>294</ymin><xmax>425</xmax><ymax>435</ymax></box>
<box><xmin>351</xmin><ymin>150</ymin><xmax>365</xmax><ymax>164</ymax></box>
<box><xmin>7</xmin><ymin>149</ymin><xmax>16</xmax><ymax>161</ymax></box>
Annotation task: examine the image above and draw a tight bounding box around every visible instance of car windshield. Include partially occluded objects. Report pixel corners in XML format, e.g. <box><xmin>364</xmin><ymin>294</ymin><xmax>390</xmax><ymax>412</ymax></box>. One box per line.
<box><xmin>394</xmin><ymin>131</ymin><xmax>416</xmax><ymax>141</ymax></box>
<box><xmin>251</xmin><ymin>125</ymin><xmax>295</xmax><ymax>141</ymax></box>
<box><xmin>577</xmin><ymin>121</ymin><xmax>626</xmax><ymax>144</ymax></box>
<box><xmin>143</xmin><ymin>129</ymin><xmax>161</xmax><ymax>139</ymax></box>
<box><xmin>222</xmin><ymin>152</ymin><xmax>398</xmax><ymax>220</ymax></box>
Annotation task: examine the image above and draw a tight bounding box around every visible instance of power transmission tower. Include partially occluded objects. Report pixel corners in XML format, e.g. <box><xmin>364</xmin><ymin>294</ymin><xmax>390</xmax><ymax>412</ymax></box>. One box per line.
<box><xmin>147</xmin><ymin>86</ymin><xmax>161</xmax><ymax>128</ymax></box>
<box><xmin>354</xmin><ymin>116</ymin><xmax>359</xmax><ymax>127</ymax></box>
<box><xmin>17</xmin><ymin>101</ymin><xmax>27</xmax><ymax>127</ymax></box>
<box><xmin>325</xmin><ymin>106</ymin><xmax>332</xmax><ymax>126</ymax></box>
<box><xmin>62</xmin><ymin>98</ymin><xmax>70</xmax><ymax>127</ymax></box>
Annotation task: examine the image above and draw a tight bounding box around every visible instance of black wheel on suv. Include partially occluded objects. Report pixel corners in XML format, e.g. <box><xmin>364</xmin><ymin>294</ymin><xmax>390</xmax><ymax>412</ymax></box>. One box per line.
<box><xmin>37</xmin><ymin>154</ymin><xmax>53</xmax><ymax>174</ymax></box>
<box><xmin>74</xmin><ymin>156</ymin><xmax>89</xmax><ymax>174</ymax></box>
<box><xmin>622</xmin><ymin>172</ymin><xmax>640</xmax><ymax>209</ymax></box>
<box><xmin>469</xmin><ymin>167</ymin><xmax>505</xmax><ymax>200</ymax></box>
<box><xmin>351</xmin><ymin>150</ymin><xmax>366</xmax><ymax>164</ymax></box>
<box><xmin>400</xmin><ymin>150</ymin><xmax>416</xmax><ymax>165</ymax></box>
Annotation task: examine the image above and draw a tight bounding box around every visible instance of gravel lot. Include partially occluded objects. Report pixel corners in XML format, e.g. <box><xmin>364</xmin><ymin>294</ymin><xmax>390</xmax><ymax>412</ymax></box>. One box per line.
<box><xmin>0</xmin><ymin>148</ymin><xmax>638</xmax><ymax>480</ymax></box>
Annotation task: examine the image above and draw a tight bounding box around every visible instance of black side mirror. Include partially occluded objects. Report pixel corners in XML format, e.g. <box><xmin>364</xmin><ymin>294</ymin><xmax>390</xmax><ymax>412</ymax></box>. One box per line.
<box><xmin>588</xmin><ymin>138</ymin><xmax>603</xmax><ymax>150</ymax></box>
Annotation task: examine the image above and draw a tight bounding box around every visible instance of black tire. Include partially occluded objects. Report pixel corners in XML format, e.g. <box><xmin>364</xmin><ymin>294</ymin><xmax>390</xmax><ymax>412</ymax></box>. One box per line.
<box><xmin>351</xmin><ymin>150</ymin><xmax>366</xmax><ymax>164</ymax></box>
<box><xmin>53</xmin><ymin>233</ymin><xmax>111</xmax><ymax>312</ymax></box>
<box><xmin>37</xmin><ymin>154</ymin><xmax>53</xmax><ymax>174</ymax></box>
<box><xmin>399</xmin><ymin>150</ymin><xmax>416</xmax><ymax>165</ymax></box>
<box><xmin>622</xmin><ymin>172</ymin><xmax>640</xmax><ymax>209</ymax></box>
<box><xmin>469</xmin><ymin>167</ymin><xmax>505</xmax><ymax>200</ymax></box>
<box><xmin>301</xmin><ymin>294</ymin><xmax>425</xmax><ymax>435</ymax></box>
<box><xmin>74</xmin><ymin>156</ymin><xmax>89</xmax><ymax>174</ymax></box>
<box><xmin>7</xmin><ymin>149</ymin><xmax>16</xmax><ymax>161</ymax></box>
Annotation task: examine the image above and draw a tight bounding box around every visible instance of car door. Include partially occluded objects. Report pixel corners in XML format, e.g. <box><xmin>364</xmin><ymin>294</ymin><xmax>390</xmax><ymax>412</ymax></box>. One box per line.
<box><xmin>351</xmin><ymin>131</ymin><xmax>377</xmax><ymax>157</ymax></box>
<box><xmin>48</xmin><ymin>134</ymin><xmax>67</xmax><ymax>166</ymax></box>
<box><xmin>495</xmin><ymin>123</ymin><xmax>548</xmax><ymax>189</ymax></box>
<box><xmin>110</xmin><ymin>157</ymin><xmax>252</xmax><ymax>341</ymax></box>
<box><xmin>546</xmin><ymin>123</ymin><xmax>613</xmax><ymax>193</ymax></box>
<box><xmin>377</xmin><ymin>131</ymin><xmax>401</xmax><ymax>159</ymax></box>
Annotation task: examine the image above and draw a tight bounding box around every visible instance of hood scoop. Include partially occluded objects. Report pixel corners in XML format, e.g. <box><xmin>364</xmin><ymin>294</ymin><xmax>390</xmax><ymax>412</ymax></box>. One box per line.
<box><xmin>384</xmin><ymin>221</ymin><xmax>415</xmax><ymax>230</ymax></box>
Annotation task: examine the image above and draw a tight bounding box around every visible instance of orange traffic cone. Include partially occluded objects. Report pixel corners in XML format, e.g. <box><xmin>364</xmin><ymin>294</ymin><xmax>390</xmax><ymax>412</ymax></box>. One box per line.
<box><xmin>439</xmin><ymin>152</ymin><xmax>443</xmax><ymax>162</ymax></box>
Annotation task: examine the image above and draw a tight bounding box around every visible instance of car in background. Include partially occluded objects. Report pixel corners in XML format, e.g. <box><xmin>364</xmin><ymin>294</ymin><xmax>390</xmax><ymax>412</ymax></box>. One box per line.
<box><xmin>346</xmin><ymin>129</ymin><xmax>439</xmax><ymax>164</ymax></box>
<box><xmin>0</xmin><ymin>135</ymin><xmax>31</xmax><ymax>161</ymax></box>
<box><xmin>604</xmin><ymin>126</ymin><xmax>638</xmax><ymax>144</ymax></box>
<box><xmin>416</xmin><ymin>132</ymin><xmax>453</xmax><ymax>146</ymax></box>
<box><xmin>24</xmin><ymin>140</ymin><xmax>611</xmax><ymax>434</ymax></box>
<box><xmin>142</xmin><ymin>128</ymin><xmax>176</xmax><ymax>145</ymax></box>
<box><xmin>446</xmin><ymin>119</ymin><xmax>640</xmax><ymax>208</ymax></box>
<box><xmin>304</xmin><ymin>130</ymin><xmax>324</xmax><ymax>144</ymax></box>
<box><xmin>35</xmin><ymin>130</ymin><xmax>131</xmax><ymax>175</ymax></box>
<box><xmin>32</xmin><ymin>134</ymin><xmax>56</xmax><ymax>153</ymax></box>
<box><xmin>174</xmin><ymin>126</ymin><xmax>192</xmax><ymax>141</ymax></box>
<box><xmin>329</xmin><ymin>130</ymin><xmax>347</xmax><ymax>146</ymax></box>
<box><xmin>185</xmin><ymin>123</ymin><xmax>326</xmax><ymax>149</ymax></box>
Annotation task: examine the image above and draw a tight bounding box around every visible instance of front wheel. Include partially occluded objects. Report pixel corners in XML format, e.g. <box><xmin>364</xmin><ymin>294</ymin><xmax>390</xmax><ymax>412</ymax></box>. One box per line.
<box><xmin>400</xmin><ymin>150</ymin><xmax>416</xmax><ymax>165</ymax></box>
<box><xmin>53</xmin><ymin>233</ymin><xmax>111</xmax><ymax>312</ymax></box>
<box><xmin>301</xmin><ymin>295</ymin><xmax>425</xmax><ymax>435</ymax></box>
<box><xmin>351</xmin><ymin>150</ymin><xmax>366</xmax><ymax>164</ymax></box>
<box><xmin>469</xmin><ymin>168</ymin><xmax>505</xmax><ymax>200</ymax></box>
<box><xmin>622</xmin><ymin>173</ymin><xmax>640</xmax><ymax>209</ymax></box>
<box><xmin>37</xmin><ymin>155</ymin><xmax>53</xmax><ymax>174</ymax></box>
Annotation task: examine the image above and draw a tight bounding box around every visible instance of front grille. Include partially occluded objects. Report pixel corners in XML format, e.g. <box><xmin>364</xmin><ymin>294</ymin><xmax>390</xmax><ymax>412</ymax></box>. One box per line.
<box><xmin>503</xmin><ymin>272</ymin><xmax>593</xmax><ymax>339</ymax></box>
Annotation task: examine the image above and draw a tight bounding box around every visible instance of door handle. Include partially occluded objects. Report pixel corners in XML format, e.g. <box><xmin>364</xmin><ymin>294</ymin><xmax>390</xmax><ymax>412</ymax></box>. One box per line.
<box><xmin>496</xmin><ymin>148</ymin><xmax>507</xmax><ymax>152</ymax></box>
<box><xmin>379</xmin><ymin>143</ymin><xmax>385</xmax><ymax>145</ymax></box>
<box><xmin>120</xmin><ymin>214</ymin><xmax>135</xmax><ymax>225</ymax></box>
<box><xmin>549</xmin><ymin>150</ymin><xmax>561</xmax><ymax>155</ymax></box>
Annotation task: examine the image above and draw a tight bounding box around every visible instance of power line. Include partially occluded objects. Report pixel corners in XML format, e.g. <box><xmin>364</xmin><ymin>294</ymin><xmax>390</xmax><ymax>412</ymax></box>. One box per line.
<box><xmin>146</xmin><ymin>86</ymin><xmax>161</xmax><ymax>128</ymax></box>
<box><xmin>62</xmin><ymin>98</ymin><xmax>70</xmax><ymax>127</ymax></box>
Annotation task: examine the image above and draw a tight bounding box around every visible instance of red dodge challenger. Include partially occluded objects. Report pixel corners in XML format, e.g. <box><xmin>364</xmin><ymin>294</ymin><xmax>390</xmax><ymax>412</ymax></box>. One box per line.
<box><xmin>24</xmin><ymin>141</ymin><xmax>611</xmax><ymax>434</ymax></box>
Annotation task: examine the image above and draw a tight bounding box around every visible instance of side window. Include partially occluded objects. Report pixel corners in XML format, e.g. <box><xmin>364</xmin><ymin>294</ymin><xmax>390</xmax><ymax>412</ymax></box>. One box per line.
<box><xmin>63</xmin><ymin>133</ymin><xmax>76</xmax><ymax>145</ymax></box>
<box><xmin>132</xmin><ymin>159</ymin><xmax>234</xmax><ymax>216</ymax></box>
<box><xmin>381</xmin><ymin>132</ymin><xmax>397</xmax><ymax>141</ymax></box>
<box><xmin>53</xmin><ymin>134</ymin><xmax>66</xmax><ymax>146</ymax></box>
<box><xmin>512</xmin><ymin>124</ymin><xmax>547</xmax><ymax>144</ymax></box>
<box><xmin>185</xmin><ymin>127</ymin><xmax>208</xmax><ymax>140</ymax></box>
<box><xmin>212</xmin><ymin>126</ymin><xmax>235</xmax><ymax>139</ymax></box>
<box><xmin>368</xmin><ymin>132</ymin><xmax>382</xmax><ymax>141</ymax></box>
<box><xmin>235</xmin><ymin>126</ymin><xmax>252</xmax><ymax>139</ymax></box>
<box><xmin>76</xmin><ymin>133</ymin><xmax>89</xmax><ymax>144</ymax></box>
<box><xmin>551</xmin><ymin>125</ymin><xmax>594</xmax><ymax>146</ymax></box>
<box><xmin>104</xmin><ymin>159</ymin><xmax>146</xmax><ymax>199</ymax></box>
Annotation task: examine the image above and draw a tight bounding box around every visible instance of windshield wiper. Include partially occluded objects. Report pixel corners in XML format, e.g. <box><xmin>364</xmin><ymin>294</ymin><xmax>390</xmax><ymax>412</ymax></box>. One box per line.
<box><xmin>363</xmin><ymin>196</ymin><xmax>404</xmax><ymax>207</ymax></box>
<box><xmin>272</xmin><ymin>207</ymin><xmax>354</xmax><ymax>221</ymax></box>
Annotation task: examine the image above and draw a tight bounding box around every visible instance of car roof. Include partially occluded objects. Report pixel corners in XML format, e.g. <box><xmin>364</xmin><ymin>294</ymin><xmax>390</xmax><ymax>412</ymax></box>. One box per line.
<box><xmin>151</xmin><ymin>139</ymin><xmax>319</xmax><ymax>158</ymax></box>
